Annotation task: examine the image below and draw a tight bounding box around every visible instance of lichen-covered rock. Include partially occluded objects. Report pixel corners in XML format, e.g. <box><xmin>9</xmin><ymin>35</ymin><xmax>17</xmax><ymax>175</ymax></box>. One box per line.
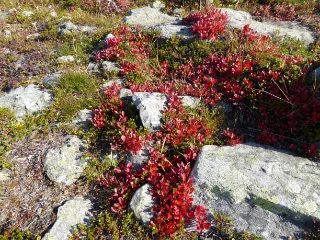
<box><xmin>101</xmin><ymin>61</ymin><xmax>120</xmax><ymax>73</ymax></box>
<box><xmin>150</xmin><ymin>1</ymin><xmax>165</xmax><ymax>9</ymax></box>
<box><xmin>58</xmin><ymin>21</ymin><xmax>96</xmax><ymax>36</ymax></box>
<box><xmin>0</xmin><ymin>169</ymin><xmax>10</xmax><ymax>181</ymax></box>
<box><xmin>42</xmin><ymin>72</ymin><xmax>62</xmax><ymax>88</ymax></box>
<box><xmin>179</xmin><ymin>96</ymin><xmax>200</xmax><ymax>108</ymax></box>
<box><xmin>123</xmin><ymin>7</ymin><xmax>178</xmax><ymax>27</ymax></box>
<box><xmin>219</xmin><ymin>8</ymin><xmax>314</xmax><ymax>45</ymax></box>
<box><xmin>0</xmin><ymin>84</ymin><xmax>53</xmax><ymax>120</ymax></box>
<box><xmin>129</xmin><ymin>184</ymin><xmax>155</xmax><ymax>226</ymax></box>
<box><xmin>190</xmin><ymin>143</ymin><xmax>320</xmax><ymax>239</ymax></box>
<box><xmin>71</xmin><ymin>109</ymin><xmax>93</xmax><ymax>132</ymax></box>
<box><xmin>132</xmin><ymin>92</ymin><xmax>168</xmax><ymax>131</ymax></box>
<box><xmin>124</xmin><ymin>7</ymin><xmax>195</xmax><ymax>41</ymax></box>
<box><xmin>154</xmin><ymin>23</ymin><xmax>195</xmax><ymax>42</ymax></box>
<box><xmin>44</xmin><ymin>135</ymin><xmax>88</xmax><ymax>185</ymax></box>
<box><xmin>57</xmin><ymin>55</ymin><xmax>74</xmax><ymax>63</ymax></box>
<box><xmin>42</xmin><ymin>197</ymin><xmax>92</xmax><ymax>240</ymax></box>
<box><xmin>58</xmin><ymin>21</ymin><xmax>79</xmax><ymax>36</ymax></box>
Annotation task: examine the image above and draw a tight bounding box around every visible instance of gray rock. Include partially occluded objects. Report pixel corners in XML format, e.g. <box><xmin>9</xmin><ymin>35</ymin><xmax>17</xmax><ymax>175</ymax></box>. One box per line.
<box><xmin>124</xmin><ymin>7</ymin><xmax>178</xmax><ymax>27</ymax></box>
<box><xmin>190</xmin><ymin>143</ymin><xmax>320</xmax><ymax>239</ymax></box>
<box><xmin>127</xmin><ymin>147</ymin><xmax>149</xmax><ymax>171</ymax></box>
<box><xmin>101</xmin><ymin>61</ymin><xmax>121</xmax><ymax>73</ymax></box>
<box><xmin>173</xmin><ymin>8</ymin><xmax>184</xmax><ymax>17</ymax></box>
<box><xmin>0</xmin><ymin>169</ymin><xmax>10</xmax><ymax>181</ymax></box>
<box><xmin>129</xmin><ymin>184</ymin><xmax>155</xmax><ymax>226</ymax></box>
<box><xmin>101</xmin><ymin>77</ymin><xmax>124</xmax><ymax>90</ymax></box>
<box><xmin>86</xmin><ymin>62</ymin><xmax>99</xmax><ymax>73</ymax></box>
<box><xmin>0</xmin><ymin>11</ymin><xmax>9</xmax><ymax>21</ymax></box>
<box><xmin>179</xmin><ymin>96</ymin><xmax>200</xmax><ymax>108</ymax></box>
<box><xmin>42</xmin><ymin>72</ymin><xmax>62</xmax><ymax>88</ymax></box>
<box><xmin>44</xmin><ymin>135</ymin><xmax>88</xmax><ymax>185</ymax></box>
<box><xmin>58</xmin><ymin>21</ymin><xmax>79</xmax><ymax>36</ymax></box>
<box><xmin>120</xmin><ymin>88</ymin><xmax>133</xmax><ymax>101</ymax></box>
<box><xmin>0</xmin><ymin>84</ymin><xmax>53</xmax><ymax>120</ymax></box>
<box><xmin>150</xmin><ymin>0</ymin><xmax>165</xmax><ymax>9</ymax></box>
<box><xmin>57</xmin><ymin>55</ymin><xmax>74</xmax><ymax>63</ymax></box>
<box><xmin>154</xmin><ymin>23</ymin><xmax>195</xmax><ymax>42</ymax></box>
<box><xmin>26</xmin><ymin>33</ymin><xmax>40</xmax><ymax>39</ymax></box>
<box><xmin>22</xmin><ymin>11</ymin><xmax>33</xmax><ymax>17</ymax></box>
<box><xmin>80</xmin><ymin>25</ymin><xmax>97</xmax><ymax>34</ymax></box>
<box><xmin>71</xmin><ymin>109</ymin><xmax>93</xmax><ymax>132</ymax></box>
<box><xmin>3</xmin><ymin>30</ymin><xmax>11</xmax><ymax>37</ymax></box>
<box><xmin>42</xmin><ymin>197</ymin><xmax>92</xmax><ymax>240</ymax></box>
<box><xmin>219</xmin><ymin>8</ymin><xmax>315</xmax><ymax>45</ymax></box>
<box><xmin>132</xmin><ymin>92</ymin><xmax>168</xmax><ymax>131</ymax></box>
<box><xmin>306</xmin><ymin>67</ymin><xmax>320</xmax><ymax>89</ymax></box>
<box><xmin>101</xmin><ymin>33</ymin><xmax>115</xmax><ymax>47</ymax></box>
<box><xmin>58</xmin><ymin>21</ymin><xmax>96</xmax><ymax>36</ymax></box>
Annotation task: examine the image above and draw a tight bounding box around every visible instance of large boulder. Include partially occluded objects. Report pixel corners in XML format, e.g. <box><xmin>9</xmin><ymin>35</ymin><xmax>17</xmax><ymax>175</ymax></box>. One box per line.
<box><xmin>220</xmin><ymin>8</ymin><xmax>315</xmax><ymax>45</ymax></box>
<box><xmin>132</xmin><ymin>92</ymin><xmax>168</xmax><ymax>132</ymax></box>
<box><xmin>0</xmin><ymin>84</ymin><xmax>53</xmax><ymax>120</ymax></box>
<box><xmin>42</xmin><ymin>197</ymin><xmax>92</xmax><ymax>240</ymax></box>
<box><xmin>190</xmin><ymin>143</ymin><xmax>320</xmax><ymax>239</ymax></box>
<box><xmin>44</xmin><ymin>135</ymin><xmax>88</xmax><ymax>185</ymax></box>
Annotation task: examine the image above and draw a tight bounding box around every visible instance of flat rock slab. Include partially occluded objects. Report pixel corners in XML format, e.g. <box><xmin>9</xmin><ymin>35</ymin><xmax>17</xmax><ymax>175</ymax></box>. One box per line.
<box><xmin>42</xmin><ymin>197</ymin><xmax>92</xmax><ymax>240</ymax></box>
<box><xmin>220</xmin><ymin>8</ymin><xmax>315</xmax><ymax>45</ymax></box>
<box><xmin>44</xmin><ymin>135</ymin><xmax>88</xmax><ymax>185</ymax></box>
<box><xmin>0</xmin><ymin>84</ymin><xmax>53</xmax><ymax>120</ymax></box>
<box><xmin>124</xmin><ymin>7</ymin><xmax>178</xmax><ymax>27</ymax></box>
<box><xmin>123</xmin><ymin>7</ymin><xmax>194</xmax><ymax>41</ymax></box>
<box><xmin>190</xmin><ymin>143</ymin><xmax>320</xmax><ymax>239</ymax></box>
<box><xmin>132</xmin><ymin>92</ymin><xmax>168</xmax><ymax>131</ymax></box>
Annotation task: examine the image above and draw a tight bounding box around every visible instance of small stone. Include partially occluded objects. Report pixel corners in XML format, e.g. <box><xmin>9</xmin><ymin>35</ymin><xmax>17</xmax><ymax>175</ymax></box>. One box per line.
<box><xmin>22</xmin><ymin>11</ymin><xmax>33</xmax><ymax>17</ymax></box>
<box><xmin>102</xmin><ymin>33</ymin><xmax>115</xmax><ymax>47</ymax></box>
<box><xmin>127</xmin><ymin>147</ymin><xmax>149</xmax><ymax>171</ymax></box>
<box><xmin>101</xmin><ymin>61</ymin><xmax>120</xmax><ymax>73</ymax></box>
<box><xmin>71</xmin><ymin>109</ymin><xmax>93</xmax><ymax>132</ymax></box>
<box><xmin>58</xmin><ymin>21</ymin><xmax>79</xmax><ymax>36</ymax></box>
<box><xmin>129</xmin><ymin>184</ymin><xmax>155</xmax><ymax>226</ymax></box>
<box><xmin>132</xmin><ymin>92</ymin><xmax>168</xmax><ymax>132</ymax></box>
<box><xmin>86</xmin><ymin>62</ymin><xmax>99</xmax><ymax>73</ymax></box>
<box><xmin>101</xmin><ymin>77</ymin><xmax>124</xmax><ymax>90</ymax></box>
<box><xmin>120</xmin><ymin>88</ymin><xmax>132</xmax><ymax>100</ymax></box>
<box><xmin>150</xmin><ymin>0</ymin><xmax>165</xmax><ymax>9</ymax></box>
<box><xmin>26</xmin><ymin>33</ymin><xmax>40</xmax><ymax>39</ymax></box>
<box><xmin>42</xmin><ymin>197</ymin><xmax>92</xmax><ymax>240</ymax></box>
<box><xmin>57</xmin><ymin>55</ymin><xmax>75</xmax><ymax>63</ymax></box>
<box><xmin>0</xmin><ymin>169</ymin><xmax>10</xmax><ymax>181</ymax></box>
<box><xmin>3</xmin><ymin>30</ymin><xmax>11</xmax><ymax>37</ymax></box>
<box><xmin>179</xmin><ymin>96</ymin><xmax>200</xmax><ymax>108</ymax></box>
<box><xmin>80</xmin><ymin>25</ymin><xmax>97</xmax><ymax>34</ymax></box>
<box><xmin>42</xmin><ymin>72</ymin><xmax>62</xmax><ymax>88</ymax></box>
<box><xmin>50</xmin><ymin>11</ymin><xmax>57</xmax><ymax>17</ymax></box>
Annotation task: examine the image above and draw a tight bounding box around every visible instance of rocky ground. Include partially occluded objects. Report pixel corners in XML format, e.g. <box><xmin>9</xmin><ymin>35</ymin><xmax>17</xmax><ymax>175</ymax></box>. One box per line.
<box><xmin>0</xmin><ymin>0</ymin><xmax>319</xmax><ymax>239</ymax></box>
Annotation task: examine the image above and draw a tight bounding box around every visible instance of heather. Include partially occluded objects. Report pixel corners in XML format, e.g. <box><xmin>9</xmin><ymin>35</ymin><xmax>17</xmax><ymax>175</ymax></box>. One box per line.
<box><xmin>0</xmin><ymin>0</ymin><xmax>319</xmax><ymax>239</ymax></box>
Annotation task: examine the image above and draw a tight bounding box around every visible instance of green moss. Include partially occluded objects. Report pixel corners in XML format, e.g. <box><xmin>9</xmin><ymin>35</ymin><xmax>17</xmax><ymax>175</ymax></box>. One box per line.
<box><xmin>52</xmin><ymin>72</ymin><xmax>101</xmax><ymax>122</ymax></box>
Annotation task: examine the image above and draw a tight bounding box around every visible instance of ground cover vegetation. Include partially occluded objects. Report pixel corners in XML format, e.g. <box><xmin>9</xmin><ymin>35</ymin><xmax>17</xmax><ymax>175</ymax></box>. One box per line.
<box><xmin>0</xmin><ymin>0</ymin><xmax>319</xmax><ymax>239</ymax></box>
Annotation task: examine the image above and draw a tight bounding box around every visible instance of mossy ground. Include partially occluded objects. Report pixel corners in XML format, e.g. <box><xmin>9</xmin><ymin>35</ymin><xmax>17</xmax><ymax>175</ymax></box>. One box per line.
<box><xmin>0</xmin><ymin>0</ymin><xmax>319</xmax><ymax>239</ymax></box>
